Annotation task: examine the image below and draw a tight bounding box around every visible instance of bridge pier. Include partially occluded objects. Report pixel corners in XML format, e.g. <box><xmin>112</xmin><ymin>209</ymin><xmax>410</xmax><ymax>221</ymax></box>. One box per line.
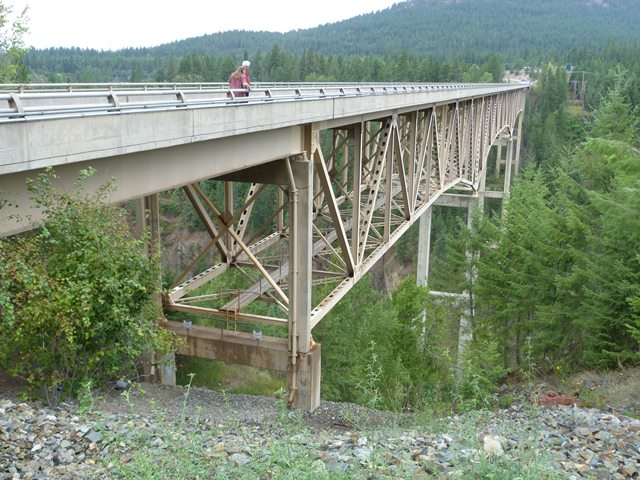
<box><xmin>288</xmin><ymin>345</ymin><xmax>321</xmax><ymax>410</ymax></box>
<box><xmin>416</xmin><ymin>206</ymin><xmax>433</xmax><ymax>287</ymax></box>
<box><xmin>504</xmin><ymin>137</ymin><xmax>514</xmax><ymax>196</ymax></box>
<box><xmin>514</xmin><ymin>113</ymin><xmax>524</xmax><ymax>176</ymax></box>
<box><xmin>494</xmin><ymin>142</ymin><xmax>504</xmax><ymax>180</ymax></box>
<box><xmin>136</xmin><ymin>193</ymin><xmax>177</xmax><ymax>386</ymax></box>
<box><xmin>287</xmin><ymin>155</ymin><xmax>321</xmax><ymax>410</ymax></box>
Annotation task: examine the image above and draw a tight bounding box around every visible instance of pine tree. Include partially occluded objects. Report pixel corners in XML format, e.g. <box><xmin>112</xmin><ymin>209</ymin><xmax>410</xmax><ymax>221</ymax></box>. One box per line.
<box><xmin>575</xmin><ymin>139</ymin><xmax>640</xmax><ymax>365</ymax></box>
<box><xmin>591</xmin><ymin>67</ymin><xmax>640</xmax><ymax>144</ymax></box>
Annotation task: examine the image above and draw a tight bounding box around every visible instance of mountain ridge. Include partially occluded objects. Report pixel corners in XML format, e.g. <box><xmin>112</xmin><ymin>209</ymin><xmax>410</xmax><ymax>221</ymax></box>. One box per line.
<box><xmin>22</xmin><ymin>0</ymin><xmax>640</xmax><ymax>82</ymax></box>
<box><xmin>27</xmin><ymin>0</ymin><xmax>640</xmax><ymax>61</ymax></box>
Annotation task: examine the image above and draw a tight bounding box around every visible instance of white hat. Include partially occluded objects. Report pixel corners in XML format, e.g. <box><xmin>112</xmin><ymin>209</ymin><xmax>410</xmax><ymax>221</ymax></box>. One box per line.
<box><xmin>242</xmin><ymin>60</ymin><xmax>250</xmax><ymax>67</ymax></box>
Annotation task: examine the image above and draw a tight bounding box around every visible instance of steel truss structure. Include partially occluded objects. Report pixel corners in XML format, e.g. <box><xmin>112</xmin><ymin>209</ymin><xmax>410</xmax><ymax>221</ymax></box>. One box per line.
<box><xmin>162</xmin><ymin>88</ymin><xmax>527</xmax><ymax>409</ymax></box>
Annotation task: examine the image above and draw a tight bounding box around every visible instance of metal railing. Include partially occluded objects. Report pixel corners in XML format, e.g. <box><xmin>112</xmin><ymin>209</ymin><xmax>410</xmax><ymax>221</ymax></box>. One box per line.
<box><xmin>0</xmin><ymin>81</ymin><xmax>500</xmax><ymax>93</ymax></box>
<box><xmin>0</xmin><ymin>82</ymin><xmax>521</xmax><ymax>122</ymax></box>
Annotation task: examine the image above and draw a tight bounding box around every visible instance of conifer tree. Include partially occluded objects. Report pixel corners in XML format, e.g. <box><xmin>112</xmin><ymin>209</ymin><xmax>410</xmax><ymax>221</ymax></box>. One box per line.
<box><xmin>591</xmin><ymin>67</ymin><xmax>640</xmax><ymax>144</ymax></box>
<box><xmin>0</xmin><ymin>1</ymin><xmax>28</xmax><ymax>82</ymax></box>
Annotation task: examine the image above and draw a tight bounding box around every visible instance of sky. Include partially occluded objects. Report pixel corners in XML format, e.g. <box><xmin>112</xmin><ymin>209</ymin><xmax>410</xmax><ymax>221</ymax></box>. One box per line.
<box><xmin>6</xmin><ymin>0</ymin><xmax>398</xmax><ymax>51</ymax></box>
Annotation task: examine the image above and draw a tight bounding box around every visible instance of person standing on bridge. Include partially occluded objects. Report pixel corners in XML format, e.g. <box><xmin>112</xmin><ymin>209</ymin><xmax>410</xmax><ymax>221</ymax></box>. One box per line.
<box><xmin>242</xmin><ymin>60</ymin><xmax>251</xmax><ymax>88</ymax></box>
<box><xmin>228</xmin><ymin>66</ymin><xmax>250</xmax><ymax>98</ymax></box>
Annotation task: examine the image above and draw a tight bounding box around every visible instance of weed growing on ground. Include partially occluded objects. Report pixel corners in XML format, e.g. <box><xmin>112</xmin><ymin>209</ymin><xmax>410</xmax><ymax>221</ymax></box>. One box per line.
<box><xmin>213</xmin><ymin>438</ymin><xmax>352</xmax><ymax>480</ymax></box>
<box><xmin>119</xmin><ymin>389</ymin><xmax>134</xmax><ymax>415</ymax></box>
<box><xmin>220</xmin><ymin>388</ymin><xmax>231</xmax><ymax>409</ymax></box>
<box><xmin>99</xmin><ymin>428</ymin><xmax>218</xmax><ymax>480</ymax></box>
<box><xmin>449</xmin><ymin>453</ymin><xmax>565</xmax><ymax>479</ymax></box>
<box><xmin>275</xmin><ymin>397</ymin><xmax>307</xmax><ymax>434</ymax></box>
<box><xmin>179</xmin><ymin>372</ymin><xmax>195</xmax><ymax>424</ymax></box>
<box><xmin>355</xmin><ymin>340</ymin><xmax>383</xmax><ymax>409</ymax></box>
<box><xmin>77</xmin><ymin>379</ymin><xmax>100</xmax><ymax>415</ymax></box>
<box><xmin>339</xmin><ymin>407</ymin><xmax>363</xmax><ymax>430</ymax></box>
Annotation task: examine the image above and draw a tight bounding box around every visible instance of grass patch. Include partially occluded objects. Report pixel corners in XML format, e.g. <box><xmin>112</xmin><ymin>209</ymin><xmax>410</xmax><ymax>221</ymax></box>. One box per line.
<box><xmin>99</xmin><ymin>425</ymin><xmax>222</xmax><ymax>480</ymax></box>
<box><xmin>175</xmin><ymin>355</ymin><xmax>224</xmax><ymax>388</ymax></box>
<box><xmin>449</xmin><ymin>454</ymin><xmax>565</xmax><ymax>479</ymax></box>
<box><xmin>176</xmin><ymin>355</ymin><xmax>284</xmax><ymax>396</ymax></box>
<box><xmin>571</xmin><ymin>368</ymin><xmax>640</xmax><ymax>417</ymax></box>
<box><xmin>221</xmin><ymin>363</ymin><xmax>285</xmax><ymax>396</ymax></box>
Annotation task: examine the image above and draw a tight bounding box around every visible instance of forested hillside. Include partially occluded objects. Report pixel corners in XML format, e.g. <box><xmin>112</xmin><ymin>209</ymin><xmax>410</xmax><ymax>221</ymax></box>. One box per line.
<box><xmin>301</xmin><ymin>0</ymin><xmax>640</xmax><ymax>58</ymax></box>
<box><xmin>23</xmin><ymin>0</ymin><xmax>640</xmax><ymax>82</ymax></box>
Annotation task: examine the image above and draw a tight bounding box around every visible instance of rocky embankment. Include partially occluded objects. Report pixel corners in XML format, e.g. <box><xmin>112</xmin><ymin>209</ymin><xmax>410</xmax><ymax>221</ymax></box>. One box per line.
<box><xmin>1</xmin><ymin>385</ymin><xmax>640</xmax><ymax>479</ymax></box>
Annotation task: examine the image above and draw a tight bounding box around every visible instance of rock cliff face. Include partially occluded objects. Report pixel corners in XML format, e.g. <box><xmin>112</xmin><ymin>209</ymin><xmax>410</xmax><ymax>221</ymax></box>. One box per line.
<box><xmin>370</xmin><ymin>250</ymin><xmax>415</xmax><ymax>294</ymax></box>
<box><xmin>161</xmin><ymin>225</ymin><xmax>211</xmax><ymax>276</ymax></box>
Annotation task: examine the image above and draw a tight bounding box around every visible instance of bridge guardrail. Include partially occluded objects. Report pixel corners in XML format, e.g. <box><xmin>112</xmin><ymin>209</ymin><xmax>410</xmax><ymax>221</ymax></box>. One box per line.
<box><xmin>0</xmin><ymin>82</ymin><xmax>526</xmax><ymax>122</ymax></box>
<box><xmin>0</xmin><ymin>81</ymin><xmax>504</xmax><ymax>93</ymax></box>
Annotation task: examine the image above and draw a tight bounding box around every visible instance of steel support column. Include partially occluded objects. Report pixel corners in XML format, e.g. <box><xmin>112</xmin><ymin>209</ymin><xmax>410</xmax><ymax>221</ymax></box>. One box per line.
<box><xmin>416</xmin><ymin>206</ymin><xmax>433</xmax><ymax>287</ymax></box>
<box><xmin>224</xmin><ymin>182</ymin><xmax>234</xmax><ymax>254</ymax></box>
<box><xmin>514</xmin><ymin>113</ymin><xmax>524</xmax><ymax>175</ymax></box>
<box><xmin>504</xmin><ymin>137</ymin><xmax>514</xmax><ymax>196</ymax></box>
<box><xmin>146</xmin><ymin>193</ymin><xmax>176</xmax><ymax>386</ymax></box>
<box><xmin>287</xmin><ymin>155</ymin><xmax>320</xmax><ymax>410</ymax></box>
<box><xmin>494</xmin><ymin>143</ymin><xmax>503</xmax><ymax>180</ymax></box>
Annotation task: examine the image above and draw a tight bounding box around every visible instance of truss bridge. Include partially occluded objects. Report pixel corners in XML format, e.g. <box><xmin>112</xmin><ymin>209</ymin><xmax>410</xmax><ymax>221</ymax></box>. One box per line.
<box><xmin>0</xmin><ymin>82</ymin><xmax>528</xmax><ymax>410</ymax></box>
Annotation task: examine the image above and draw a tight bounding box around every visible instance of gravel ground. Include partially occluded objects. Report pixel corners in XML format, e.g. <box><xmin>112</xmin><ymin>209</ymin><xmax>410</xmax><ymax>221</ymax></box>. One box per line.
<box><xmin>92</xmin><ymin>382</ymin><xmax>406</xmax><ymax>432</ymax></box>
<box><xmin>2</xmin><ymin>370</ymin><xmax>640</xmax><ymax>479</ymax></box>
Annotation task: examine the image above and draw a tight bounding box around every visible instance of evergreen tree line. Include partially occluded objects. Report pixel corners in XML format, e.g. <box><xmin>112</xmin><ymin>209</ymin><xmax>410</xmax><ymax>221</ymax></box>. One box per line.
<box><xmin>25</xmin><ymin>46</ymin><xmax>505</xmax><ymax>85</ymax></box>
<box><xmin>438</xmin><ymin>57</ymin><xmax>640</xmax><ymax>376</ymax></box>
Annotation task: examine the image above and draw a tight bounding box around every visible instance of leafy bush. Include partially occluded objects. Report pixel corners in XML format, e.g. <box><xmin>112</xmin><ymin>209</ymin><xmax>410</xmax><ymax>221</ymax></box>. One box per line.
<box><xmin>0</xmin><ymin>168</ymin><xmax>174</xmax><ymax>403</ymax></box>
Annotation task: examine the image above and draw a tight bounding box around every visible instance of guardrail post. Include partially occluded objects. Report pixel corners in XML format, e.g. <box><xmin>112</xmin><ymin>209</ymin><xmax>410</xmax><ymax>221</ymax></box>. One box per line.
<box><xmin>8</xmin><ymin>94</ymin><xmax>24</xmax><ymax>116</ymax></box>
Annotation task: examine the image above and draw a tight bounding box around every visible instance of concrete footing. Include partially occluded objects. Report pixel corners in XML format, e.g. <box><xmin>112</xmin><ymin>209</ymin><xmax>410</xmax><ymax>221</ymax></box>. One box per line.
<box><xmin>164</xmin><ymin>320</ymin><xmax>322</xmax><ymax>411</ymax></box>
<box><xmin>165</xmin><ymin>320</ymin><xmax>290</xmax><ymax>372</ymax></box>
<box><xmin>158</xmin><ymin>354</ymin><xmax>177</xmax><ymax>386</ymax></box>
<box><xmin>290</xmin><ymin>344</ymin><xmax>321</xmax><ymax>411</ymax></box>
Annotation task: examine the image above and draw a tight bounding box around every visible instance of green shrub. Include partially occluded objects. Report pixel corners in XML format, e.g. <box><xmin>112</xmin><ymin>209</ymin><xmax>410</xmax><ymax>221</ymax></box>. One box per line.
<box><xmin>455</xmin><ymin>337</ymin><xmax>509</xmax><ymax>411</ymax></box>
<box><xmin>0</xmin><ymin>168</ymin><xmax>174</xmax><ymax>403</ymax></box>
